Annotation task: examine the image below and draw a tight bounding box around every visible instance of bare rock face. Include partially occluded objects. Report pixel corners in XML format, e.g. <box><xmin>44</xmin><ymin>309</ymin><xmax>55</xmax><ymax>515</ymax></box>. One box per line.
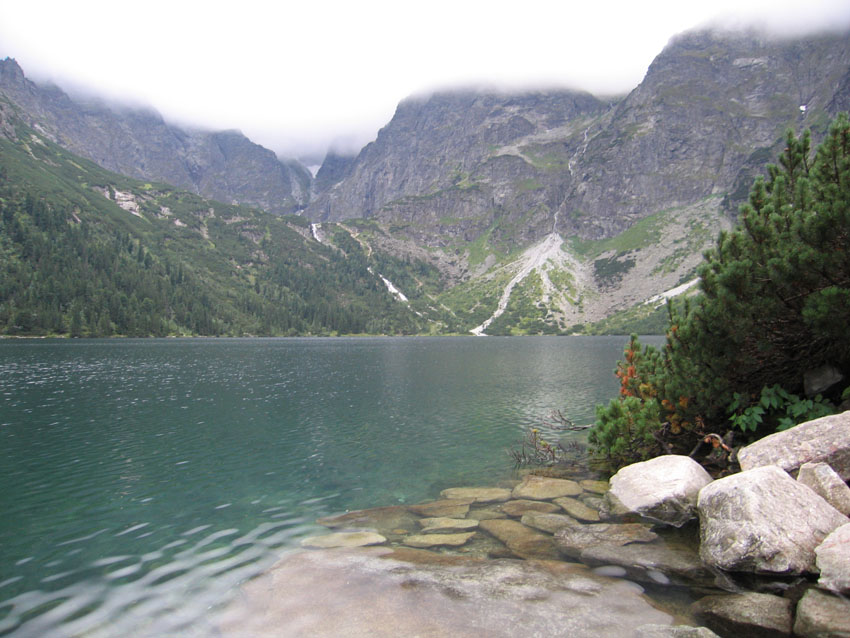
<box><xmin>737</xmin><ymin>411</ymin><xmax>850</xmax><ymax>480</ymax></box>
<box><xmin>815</xmin><ymin>523</ymin><xmax>850</xmax><ymax>593</ymax></box>
<box><xmin>797</xmin><ymin>462</ymin><xmax>850</xmax><ymax>515</ymax></box>
<box><xmin>690</xmin><ymin>592</ymin><xmax>793</xmax><ymax>638</ymax></box>
<box><xmin>698</xmin><ymin>465</ymin><xmax>848</xmax><ymax>574</ymax></box>
<box><xmin>606</xmin><ymin>455</ymin><xmax>713</xmax><ymax>527</ymax></box>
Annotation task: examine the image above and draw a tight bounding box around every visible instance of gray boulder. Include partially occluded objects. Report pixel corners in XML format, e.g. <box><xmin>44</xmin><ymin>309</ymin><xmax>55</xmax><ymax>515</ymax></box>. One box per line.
<box><xmin>738</xmin><ymin>411</ymin><xmax>850</xmax><ymax>480</ymax></box>
<box><xmin>797</xmin><ymin>462</ymin><xmax>850</xmax><ymax>515</ymax></box>
<box><xmin>606</xmin><ymin>455</ymin><xmax>713</xmax><ymax>527</ymax></box>
<box><xmin>690</xmin><ymin>592</ymin><xmax>793</xmax><ymax>638</ymax></box>
<box><xmin>698</xmin><ymin>465</ymin><xmax>848</xmax><ymax>574</ymax></box>
<box><xmin>793</xmin><ymin>588</ymin><xmax>850</xmax><ymax>638</ymax></box>
<box><xmin>815</xmin><ymin>523</ymin><xmax>850</xmax><ymax>593</ymax></box>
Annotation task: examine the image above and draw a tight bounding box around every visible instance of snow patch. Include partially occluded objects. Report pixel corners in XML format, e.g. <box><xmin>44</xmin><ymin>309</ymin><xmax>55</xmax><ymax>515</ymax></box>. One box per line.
<box><xmin>644</xmin><ymin>278</ymin><xmax>700</xmax><ymax>306</ymax></box>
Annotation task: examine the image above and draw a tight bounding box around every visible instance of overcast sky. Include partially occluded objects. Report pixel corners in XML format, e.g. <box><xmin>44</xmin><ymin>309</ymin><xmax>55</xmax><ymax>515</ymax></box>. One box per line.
<box><xmin>1</xmin><ymin>0</ymin><xmax>849</xmax><ymax>162</ymax></box>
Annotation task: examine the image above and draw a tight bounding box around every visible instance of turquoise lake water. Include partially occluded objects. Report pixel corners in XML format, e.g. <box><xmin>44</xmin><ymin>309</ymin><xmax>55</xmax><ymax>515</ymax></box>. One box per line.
<box><xmin>0</xmin><ymin>336</ymin><xmax>642</xmax><ymax>637</ymax></box>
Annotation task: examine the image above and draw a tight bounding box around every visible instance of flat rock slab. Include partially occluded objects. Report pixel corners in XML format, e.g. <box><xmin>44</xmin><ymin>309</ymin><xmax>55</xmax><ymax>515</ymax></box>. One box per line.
<box><xmin>511</xmin><ymin>475</ymin><xmax>583</xmax><ymax>500</ymax></box>
<box><xmin>409</xmin><ymin>498</ymin><xmax>473</xmax><ymax>518</ymax></box>
<box><xmin>690</xmin><ymin>592</ymin><xmax>793</xmax><ymax>638</ymax></box>
<box><xmin>521</xmin><ymin>512</ymin><xmax>581</xmax><ymax>534</ymax></box>
<box><xmin>793</xmin><ymin>588</ymin><xmax>850</xmax><ymax>638</ymax></box>
<box><xmin>500</xmin><ymin>499</ymin><xmax>561</xmax><ymax>517</ymax></box>
<box><xmin>300</xmin><ymin>531</ymin><xmax>387</xmax><ymax>549</ymax></box>
<box><xmin>218</xmin><ymin>547</ymin><xmax>675</xmax><ymax>637</ymax></box>
<box><xmin>555</xmin><ymin>497</ymin><xmax>601</xmax><ymax>522</ymax></box>
<box><xmin>816</xmin><ymin>522</ymin><xmax>850</xmax><ymax>593</ymax></box>
<box><xmin>478</xmin><ymin>519</ymin><xmax>561</xmax><ymax>560</ymax></box>
<box><xmin>440</xmin><ymin>487</ymin><xmax>512</xmax><ymax>503</ymax></box>
<box><xmin>418</xmin><ymin>517</ymin><xmax>479</xmax><ymax>534</ymax></box>
<box><xmin>316</xmin><ymin>506</ymin><xmax>420</xmax><ymax>535</ymax></box>
<box><xmin>403</xmin><ymin>532</ymin><xmax>476</xmax><ymax>548</ymax></box>
<box><xmin>570</xmin><ymin>537</ymin><xmax>714</xmax><ymax>588</ymax></box>
<box><xmin>580</xmin><ymin>479</ymin><xmax>610</xmax><ymax>494</ymax></box>
<box><xmin>554</xmin><ymin>522</ymin><xmax>658</xmax><ymax>559</ymax></box>
<box><xmin>636</xmin><ymin>626</ymin><xmax>721</xmax><ymax>638</ymax></box>
<box><xmin>738</xmin><ymin>411</ymin><xmax>850</xmax><ymax>480</ymax></box>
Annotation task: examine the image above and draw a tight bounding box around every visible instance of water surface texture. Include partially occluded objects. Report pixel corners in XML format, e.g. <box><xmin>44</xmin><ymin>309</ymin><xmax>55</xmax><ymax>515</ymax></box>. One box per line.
<box><xmin>0</xmin><ymin>336</ymin><xmax>637</xmax><ymax>637</ymax></box>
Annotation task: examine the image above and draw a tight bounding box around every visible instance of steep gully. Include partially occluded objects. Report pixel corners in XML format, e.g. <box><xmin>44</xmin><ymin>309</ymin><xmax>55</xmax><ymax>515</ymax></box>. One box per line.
<box><xmin>311</xmin><ymin>223</ymin><xmax>410</xmax><ymax>304</ymax></box>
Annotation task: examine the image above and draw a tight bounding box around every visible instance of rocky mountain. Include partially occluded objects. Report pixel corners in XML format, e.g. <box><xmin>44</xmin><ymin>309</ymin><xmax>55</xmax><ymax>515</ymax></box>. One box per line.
<box><xmin>0</xmin><ymin>58</ymin><xmax>311</xmax><ymax>214</ymax></box>
<box><xmin>305</xmin><ymin>27</ymin><xmax>850</xmax><ymax>334</ymax></box>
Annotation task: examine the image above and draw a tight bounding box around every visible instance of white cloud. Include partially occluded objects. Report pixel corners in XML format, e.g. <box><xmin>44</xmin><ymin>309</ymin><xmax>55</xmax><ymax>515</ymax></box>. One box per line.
<box><xmin>1</xmin><ymin>0</ymin><xmax>848</xmax><ymax>159</ymax></box>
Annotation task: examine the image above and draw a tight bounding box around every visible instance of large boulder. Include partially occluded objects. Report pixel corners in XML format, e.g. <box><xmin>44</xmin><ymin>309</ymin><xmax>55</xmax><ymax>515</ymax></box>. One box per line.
<box><xmin>698</xmin><ymin>465</ymin><xmax>848</xmax><ymax>574</ymax></box>
<box><xmin>606</xmin><ymin>455</ymin><xmax>713</xmax><ymax>527</ymax></box>
<box><xmin>737</xmin><ymin>411</ymin><xmax>850</xmax><ymax>480</ymax></box>
<box><xmin>797</xmin><ymin>462</ymin><xmax>850</xmax><ymax>516</ymax></box>
<box><xmin>815</xmin><ymin>522</ymin><xmax>850</xmax><ymax>593</ymax></box>
<box><xmin>793</xmin><ymin>588</ymin><xmax>850</xmax><ymax>638</ymax></box>
<box><xmin>690</xmin><ymin>592</ymin><xmax>793</xmax><ymax>638</ymax></box>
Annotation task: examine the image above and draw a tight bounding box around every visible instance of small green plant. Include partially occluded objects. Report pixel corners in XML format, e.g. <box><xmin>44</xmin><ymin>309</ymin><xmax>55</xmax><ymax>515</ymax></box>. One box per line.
<box><xmin>728</xmin><ymin>384</ymin><xmax>835</xmax><ymax>433</ymax></box>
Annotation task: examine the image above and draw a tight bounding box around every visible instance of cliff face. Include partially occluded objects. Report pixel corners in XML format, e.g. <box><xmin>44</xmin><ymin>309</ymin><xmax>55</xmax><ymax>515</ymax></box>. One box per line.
<box><xmin>307</xmin><ymin>28</ymin><xmax>850</xmax><ymax>247</ymax></box>
<box><xmin>0</xmin><ymin>58</ymin><xmax>311</xmax><ymax>214</ymax></box>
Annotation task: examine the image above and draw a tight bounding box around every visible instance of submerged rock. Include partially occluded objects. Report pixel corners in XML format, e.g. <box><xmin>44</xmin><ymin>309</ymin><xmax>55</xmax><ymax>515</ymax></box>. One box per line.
<box><xmin>554</xmin><ymin>522</ymin><xmax>659</xmax><ymax>557</ymax></box>
<box><xmin>409</xmin><ymin>498</ymin><xmax>473</xmax><ymax>518</ymax></box>
<box><xmin>403</xmin><ymin>532</ymin><xmax>476</xmax><ymax>548</ymax></box>
<box><xmin>690</xmin><ymin>592</ymin><xmax>793</xmax><ymax>638</ymax></box>
<box><xmin>580</xmin><ymin>479</ymin><xmax>610</xmax><ymax>494</ymax></box>
<box><xmin>738</xmin><ymin>411</ymin><xmax>850</xmax><ymax>480</ymax></box>
<box><xmin>815</xmin><ymin>523</ymin><xmax>850</xmax><ymax>593</ymax></box>
<box><xmin>554</xmin><ymin>496</ymin><xmax>601</xmax><ymax>522</ymax></box>
<box><xmin>793</xmin><ymin>588</ymin><xmax>850</xmax><ymax>638</ymax></box>
<box><xmin>606</xmin><ymin>455</ymin><xmax>713</xmax><ymax>527</ymax></box>
<box><xmin>300</xmin><ymin>531</ymin><xmax>387</xmax><ymax>549</ymax></box>
<box><xmin>316</xmin><ymin>505</ymin><xmax>420</xmax><ymax>535</ymax></box>
<box><xmin>478</xmin><ymin>519</ymin><xmax>561</xmax><ymax>560</ymax></box>
<box><xmin>500</xmin><ymin>499</ymin><xmax>561</xmax><ymax>517</ymax></box>
<box><xmin>521</xmin><ymin>512</ymin><xmax>580</xmax><ymax>534</ymax></box>
<box><xmin>417</xmin><ymin>517</ymin><xmax>479</xmax><ymax>534</ymax></box>
<box><xmin>439</xmin><ymin>486</ymin><xmax>512</xmax><ymax>503</ymax></box>
<box><xmin>698</xmin><ymin>465</ymin><xmax>848</xmax><ymax>574</ymax></box>
<box><xmin>218</xmin><ymin>547</ymin><xmax>675</xmax><ymax>637</ymax></box>
<box><xmin>635</xmin><ymin>626</ymin><xmax>721</xmax><ymax>638</ymax></box>
<box><xmin>511</xmin><ymin>475</ymin><xmax>583</xmax><ymax>500</ymax></box>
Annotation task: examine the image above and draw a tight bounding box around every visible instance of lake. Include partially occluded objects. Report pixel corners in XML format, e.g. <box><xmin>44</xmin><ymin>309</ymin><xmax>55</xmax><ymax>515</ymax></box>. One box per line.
<box><xmin>0</xmin><ymin>336</ymin><xmax>642</xmax><ymax>637</ymax></box>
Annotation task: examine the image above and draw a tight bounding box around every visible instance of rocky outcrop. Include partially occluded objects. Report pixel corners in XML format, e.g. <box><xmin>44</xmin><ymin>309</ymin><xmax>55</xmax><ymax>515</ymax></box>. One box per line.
<box><xmin>308</xmin><ymin>28</ymin><xmax>850</xmax><ymax>248</ymax></box>
<box><xmin>697</xmin><ymin>465</ymin><xmax>848</xmax><ymax>574</ymax></box>
<box><xmin>606</xmin><ymin>455</ymin><xmax>713</xmax><ymax>527</ymax></box>
<box><xmin>737</xmin><ymin>411</ymin><xmax>850</xmax><ymax>480</ymax></box>
<box><xmin>0</xmin><ymin>58</ymin><xmax>311</xmax><ymax>214</ymax></box>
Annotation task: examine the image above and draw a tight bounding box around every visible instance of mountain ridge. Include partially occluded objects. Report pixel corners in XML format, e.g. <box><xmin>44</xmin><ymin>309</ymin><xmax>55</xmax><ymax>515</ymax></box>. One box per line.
<box><xmin>0</xmin><ymin>58</ymin><xmax>311</xmax><ymax>215</ymax></box>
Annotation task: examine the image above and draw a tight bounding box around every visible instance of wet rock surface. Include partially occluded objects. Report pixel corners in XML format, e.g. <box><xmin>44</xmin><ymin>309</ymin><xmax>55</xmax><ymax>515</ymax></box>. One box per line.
<box><xmin>511</xmin><ymin>475</ymin><xmax>583</xmax><ymax>500</ymax></box>
<box><xmin>690</xmin><ymin>592</ymin><xmax>793</xmax><ymax>638</ymax></box>
<box><xmin>219</xmin><ymin>547</ymin><xmax>676</xmax><ymax>637</ymax></box>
